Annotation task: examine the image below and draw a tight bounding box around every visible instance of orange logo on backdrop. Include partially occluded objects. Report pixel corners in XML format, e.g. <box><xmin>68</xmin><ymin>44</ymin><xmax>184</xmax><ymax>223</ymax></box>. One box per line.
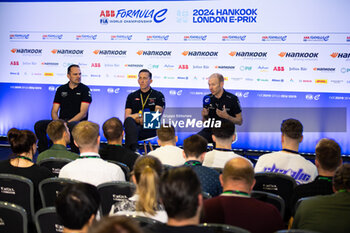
<box><xmin>182</xmin><ymin>51</ymin><xmax>189</xmax><ymax>56</ymax></box>
<box><xmin>228</xmin><ymin>51</ymin><xmax>237</xmax><ymax>56</ymax></box>
<box><xmin>278</xmin><ymin>52</ymin><xmax>287</xmax><ymax>57</ymax></box>
<box><xmin>330</xmin><ymin>52</ymin><xmax>339</xmax><ymax>58</ymax></box>
<box><xmin>93</xmin><ymin>50</ymin><xmax>100</xmax><ymax>55</ymax></box>
<box><xmin>11</xmin><ymin>49</ymin><xmax>17</xmax><ymax>53</ymax></box>
<box><xmin>137</xmin><ymin>50</ymin><xmax>143</xmax><ymax>55</ymax></box>
<box><xmin>51</xmin><ymin>49</ymin><xmax>58</xmax><ymax>54</ymax></box>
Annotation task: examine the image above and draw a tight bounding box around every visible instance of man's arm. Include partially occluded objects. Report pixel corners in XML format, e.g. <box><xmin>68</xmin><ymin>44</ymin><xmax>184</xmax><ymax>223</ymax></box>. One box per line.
<box><xmin>125</xmin><ymin>108</ymin><xmax>142</xmax><ymax>124</ymax></box>
<box><xmin>51</xmin><ymin>103</ymin><xmax>60</xmax><ymax>120</ymax></box>
<box><xmin>67</xmin><ymin>102</ymin><xmax>90</xmax><ymax>122</ymax></box>
<box><xmin>155</xmin><ymin>105</ymin><xmax>164</xmax><ymax>113</ymax></box>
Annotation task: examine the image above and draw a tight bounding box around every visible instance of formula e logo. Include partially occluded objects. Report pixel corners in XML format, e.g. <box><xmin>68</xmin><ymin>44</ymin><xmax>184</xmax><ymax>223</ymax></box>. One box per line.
<box><xmin>99</xmin><ymin>9</ymin><xmax>168</xmax><ymax>24</ymax></box>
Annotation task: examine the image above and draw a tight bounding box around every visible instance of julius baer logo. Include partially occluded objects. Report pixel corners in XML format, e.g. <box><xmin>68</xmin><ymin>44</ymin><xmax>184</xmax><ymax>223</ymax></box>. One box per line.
<box><xmin>100</xmin><ymin>8</ymin><xmax>168</xmax><ymax>24</ymax></box>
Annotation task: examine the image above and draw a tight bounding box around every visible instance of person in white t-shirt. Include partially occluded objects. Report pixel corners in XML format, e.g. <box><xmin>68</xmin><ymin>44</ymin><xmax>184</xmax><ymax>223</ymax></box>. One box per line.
<box><xmin>148</xmin><ymin>124</ymin><xmax>184</xmax><ymax>166</ymax></box>
<box><xmin>255</xmin><ymin>118</ymin><xmax>317</xmax><ymax>185</ymax></box>
<box><xmin>203</xmin><ymin>120</ymin><xmax>250</xmax><ymax>168</ymax></box>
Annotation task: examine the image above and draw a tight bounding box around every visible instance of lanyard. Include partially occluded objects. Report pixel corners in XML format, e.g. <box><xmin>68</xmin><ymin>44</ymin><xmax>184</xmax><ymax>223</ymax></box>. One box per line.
<box><xmin>16</xmin><ymin>155</ymin><xmax>33</xmax><ymax>162</ymax></box>
<box><xmin>282</xmin><ymin>148</ymin><xmax>299</xmax><ymax>154</ymax></box>
<box><xmin>78</xmin><ymin>156</ymin><xmax>100</xmax><ymax>159</ymax></box>
<box><xmin>222</xmin><ymin>190</ymin><xmax>249</xmax><ymax>197</ymax></box>
<box><xmin>318</xmin><ymin>176</ymin><xmax>332</xmax><ymax>182</ymax></box>
<box><xmin>140</xmin><ymin>90</ymin><xmax>152</xmax><ymax>111</ymax></box>
<box><xmin>185</xmin><ymin>161</ymin><xmax>202</xmax><ymax>166</ymax></box>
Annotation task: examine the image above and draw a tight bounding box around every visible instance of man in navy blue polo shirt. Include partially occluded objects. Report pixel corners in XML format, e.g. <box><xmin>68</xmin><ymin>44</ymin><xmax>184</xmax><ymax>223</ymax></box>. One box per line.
<box><xmin>34</xmin><ymin>64</ymin><xmax>92</xmax><ymax>153</ymax></box>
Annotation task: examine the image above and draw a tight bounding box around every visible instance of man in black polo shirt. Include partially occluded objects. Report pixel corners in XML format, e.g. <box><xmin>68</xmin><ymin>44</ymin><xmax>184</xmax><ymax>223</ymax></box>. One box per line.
<box><xmin>34</xmin><ymin>64</ymin><xmax>92</xmax><ymax>153</ymax></box>
<box><xmin>124</xmin><ymin>69</ymin><xmax>165</xmax><ymax>152</ymax></box>
<box><xmin>198</xmin><ymin>73</ymin><xmax>242</xmax><ymax>143</ymax></box>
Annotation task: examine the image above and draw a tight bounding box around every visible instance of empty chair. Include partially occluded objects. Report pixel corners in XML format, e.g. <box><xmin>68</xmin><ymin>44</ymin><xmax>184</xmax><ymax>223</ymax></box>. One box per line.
<box><xmin>97</xmin><ymin>181</ymin><xmax>136</xmax><ymax>215</ymax></box>
<box><xmin>39</xmin><ymin>177</ymin><xmax>79</xmax><ymax>207</ymax></box>
<box><xmin>37</xmin><ymin>158</ymin><xmax>73</xmax><ymax>176</ymax></box>
<box><xmin>0</xmin><ymin>201</ymin><xmax>28</xmax><ymax>233</ymax></box>
<box><xmin>251</xmin><ymin>190</ymin><xmax>285</xmax><ymax>217</ymax></box>
<box><xmin>200</xmin><ymin>223</ymin><xmax>250</xmax><ymax>233</ymax></box>
<box><xmin>35</xmin><ymin>207</ymin><xmax>63</xmax><ymax>233</ymax></box>
<box><xmin>107</xmin><ymin>160</ymin><xmax>131</xmax><ymax>181</ymax></box>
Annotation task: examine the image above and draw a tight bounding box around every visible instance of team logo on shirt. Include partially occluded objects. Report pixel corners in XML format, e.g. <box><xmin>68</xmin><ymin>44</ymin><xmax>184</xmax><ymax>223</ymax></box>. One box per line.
<box><xmin>263</xmin><ymin>163</ymin><xmax>312</xmax><ymax>184</ymax></box>
<box><xmin>61</xmin><ymin>92</ymin><xmax>68</xmax><ymax>97</ymax></box>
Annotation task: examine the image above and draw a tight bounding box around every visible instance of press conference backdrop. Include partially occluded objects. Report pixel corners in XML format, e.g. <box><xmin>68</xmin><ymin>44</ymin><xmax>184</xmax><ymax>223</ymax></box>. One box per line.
<box><xmin>0</xmin><ymin>0</ymin><xmax>349</xmax><ymax>155</ymax></box>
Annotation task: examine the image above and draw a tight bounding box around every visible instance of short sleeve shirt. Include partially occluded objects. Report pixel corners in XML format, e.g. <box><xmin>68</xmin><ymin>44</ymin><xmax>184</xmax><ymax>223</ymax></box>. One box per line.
<box><xmin>125</xmin><ymin>88</ymin><xmax>165</xmax><ymax>114</ymax></box>
<box><xmin>203</xmin><ymin>89</ymin><xmax>241</xmax><ymax>121</ymax></box>
<box><xmin>53</xmin><ymin>82</ymin><xmax>92</xmax><ymax>121</ymax></box>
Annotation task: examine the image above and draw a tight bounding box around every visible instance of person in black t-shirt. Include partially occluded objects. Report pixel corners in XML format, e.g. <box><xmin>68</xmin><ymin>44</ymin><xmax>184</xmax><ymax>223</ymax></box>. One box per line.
<box><xmin>124</xmin><ymin>69</ymin><xmax>165</xmax><ymax>152</ymax></box>
<box><xmin>34</xmin><ymin>64</ymin><xmax>92</xmax><ymax>153</ymax></box>
<box><xmin>198</xmin><ymin>73</ymin><xmax>242</xmax><ymax>143</ymax></box>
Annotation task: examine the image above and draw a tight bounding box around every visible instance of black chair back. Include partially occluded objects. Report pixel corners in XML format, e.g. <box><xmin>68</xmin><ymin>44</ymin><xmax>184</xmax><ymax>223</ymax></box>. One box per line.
<box><xmin>0</xmin><ymin>174</ymin><xmax>34</xmax><ymax>221</ymax></box>
<box><xmin>39</xmin><ymin>177</ymin><xmax>78</xmax><ymax>207</ymax></box>
<box><xmin>200</xmin><ymin>223</ymin><xmax>250</xmax><ymax>233</ymax></box>
<box><xmin>107</xmin><ymin>160</ymin><xmax>131</xmax><ymax>181</ymax></box>
<box><xmin>35</xmin><ymin>207</ymin><xmax>63</xmax><ymax>233</ymax></box>
<box><xmin>97</xmin><ymin>181</ymin><xmax>136</xmax><ymax>215</ymax></box>
<box><xmin>251</xmin><ymin>190</ymin><xmax>285</xmax><ymax>217</ymax></box>
<box><xmin>37</xmin><ymin>158</ymin><xmax>72</xmax><ymax>176</ymax></box>
<box><xmin>0</xmin><ymin>201</ymin><xmax>28</xmax><ymax>233</ymax></box>
<box><xmin>128</xmin><ymin>215</ymin><xmax>161</xmax><ymax>227</ymax></box>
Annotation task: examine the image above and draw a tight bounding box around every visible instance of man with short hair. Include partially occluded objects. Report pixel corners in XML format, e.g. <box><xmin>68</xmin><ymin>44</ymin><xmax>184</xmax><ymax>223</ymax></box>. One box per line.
<box><xmin>99</xmin><ymin>117</ymin><xmax>139</xmax><ymax>170</ymax></box>
<box><xmin>292</xmin><ymin>164</ymin><xmax>350</xmax><ymax>232</ymax></box>
<box><xmin>203</xmin><ymin>120</ymin><xmax>250</xmax><ymax>168</ymax></box>
<box><xmin>292</xmin><ymin>138</ymin><xmax>342</xmax><ymax>206</ymax></box>
<box><xmin>183</xmin><ymin>134</ymin><xmax>222</xmax><ymax>197</ymax></box>
<box><xmin>255</xmin><ymin>118</ymin><xmax>317</xmax><ymax>184</ymax></box>
<box><xmin>35</xmin><ymin>64</ymin><xmax>92</xmax><ymax>153</ymax></box>
<box><xmin>203</xmin><ymin>157</ymin><xmax>285</xmax><ymax>233</ymax></box>
<box><xmin>198</xmin><ymin>73</ymin><xmax>242</xmax><ymax>143</ymax></box>
<box><xmin>59</xmin><ymin>121</ymin><xmax>125</xmax><ymax>186</ymax></box>
<box><xmin>55</xmin><ymin>183</ymin><xmax>101</xmax><ymax>233</ymax></box>
<box><xmin>36</xmin><ymin>120</ymin><xmax>78</xmax><ymax>163</ymax></box>
<box><xmin>144</xmin><ymin>167</ymin><xmax>215</xmax><ymax>233</ymax></box>
<box><xmin>124</xmin><ymin>69</ymin><xmax>165</xmax><ymax>152</ymax></box>
<box><xmin>148</xmin><ymin>124</ymin><xmax>185</xmax><ymax>166</ymax></box>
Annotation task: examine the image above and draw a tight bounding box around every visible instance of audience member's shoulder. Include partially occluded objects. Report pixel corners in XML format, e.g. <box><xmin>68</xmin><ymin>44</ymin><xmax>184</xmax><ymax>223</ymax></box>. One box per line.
<box><xmin>35</xmin><ymin>164</ymin><xmax>55</xmax><ymax>178</ymax></box>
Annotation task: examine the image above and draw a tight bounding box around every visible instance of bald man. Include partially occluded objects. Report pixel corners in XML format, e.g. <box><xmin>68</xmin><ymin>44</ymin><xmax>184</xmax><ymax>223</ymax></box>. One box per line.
<box><xmin>202</xmin><ymin>158</ymin><xmax>284</xmax><ymax>233</ymax></box>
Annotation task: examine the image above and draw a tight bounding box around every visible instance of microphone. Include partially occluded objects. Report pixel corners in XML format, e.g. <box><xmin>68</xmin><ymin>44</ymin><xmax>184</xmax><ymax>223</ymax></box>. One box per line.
<box><xmin>203</xmin><ymin>96</ymin><xmax>211</xmax><ymax>108</ymax></box>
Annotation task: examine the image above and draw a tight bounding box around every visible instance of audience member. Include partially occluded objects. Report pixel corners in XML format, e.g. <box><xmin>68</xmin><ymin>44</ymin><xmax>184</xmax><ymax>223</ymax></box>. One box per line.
<box><xmin>36</xmin><ymin>120</ymin><xmax>79</xmax><ymax>163</ymax></box>
<box><xmin>88</xmin><ymin>216</ymin><xmax>143</xmax><ymax>233</ymax></box>
<box><xmin>202</xmin><ymin>157</ymin><xmax>285</xmax><ymax>233</ymax></box>
<box><xmin>59</xmin><ymin>121</ymin><xmax>125</xmax><ymax>186</ymax></box>
<box><xmin>292</xmin><ymin>138</ymin><xmax>342</xmax><ymax>207</ymax></box>
<box><xmin>255</xmin><ymin>118</ymin><xmax>317</xmax><ymax>184</ymax></box>
<box><xmin>292</xmin><ymin>164</ymin><xmax>350</xmax><ymax>233</ymax></box>
<box><xmin>183</xmin><ymin>134</ymin><xmax>222</xmax><ymax>197</ymax></box>
<box><xmin>99</xmin><ymin>117</ymin><xmax>139</xmax><ymax>170</ymax></box>
<box><xmin>203</xmin><ymin>120</ymin><xmax>250</xmax><ymax>168</ymax></box>
<box><xmin>55</xmin><ymin>183</ymin><xmax>101</xmax><ymax>233</ymax></box>
<box><xmin>144</xmin><ymin>167</ymin><xmax>215</xmax><ymax>233</ymax></box>
<box><xmin>110</xmin><ymin>155</ymin><xmax>167</xmax><ymax>222</ymax></box>
<box><xmin>148</xmin><ymin>124</ymin><xmax>184</xmax><ymax>166</ymax></box>
<box><xmin>0</xmin><ymin>128</ymin><xmax>53</xmax><ymax>211</ymax></box>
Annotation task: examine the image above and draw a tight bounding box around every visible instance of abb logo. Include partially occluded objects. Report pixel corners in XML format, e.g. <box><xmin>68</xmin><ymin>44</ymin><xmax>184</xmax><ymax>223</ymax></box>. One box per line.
<box><xmin>91</xmin><ymin>63</ymin><xmax>101</xmax><ymax>67</ymax></box>
<box><xmin>10</xmin><ymin>61</ymin><xmax>19</xmax><ymax>65</ymax></box>
<box><xmin>178</xmin><ymin>65</ymin><xmax>188</xmax><ymax>69</ymax></box>
<box><xmin>100</xmin><ymin>10</ymin><xmax>115</xmax><ymax>17</ymax></box>
<box><xmin>273</xmin><ymin>66</ymin><xmax>284</xmax><ymax>71</ymax></box>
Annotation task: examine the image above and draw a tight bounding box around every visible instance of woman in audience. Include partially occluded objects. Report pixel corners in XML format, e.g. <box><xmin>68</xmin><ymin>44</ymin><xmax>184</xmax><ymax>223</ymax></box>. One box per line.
<box><xmin>0</xmin><ymin>128</ymin><xmax>53</xmax><ymax>211</ymax></box>
<box><xmin>110</xmin><ymin>155</ymin><xmax>167</xmax><ymax>223</ymax></box>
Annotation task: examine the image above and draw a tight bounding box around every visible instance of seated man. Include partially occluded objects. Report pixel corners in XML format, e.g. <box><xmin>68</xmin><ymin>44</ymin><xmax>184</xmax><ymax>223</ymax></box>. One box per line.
<box><xmin>202</xmin><ymin>157</ymin><xmax>285</xmax><ymax>233</ymax></box>
<box><xmin>99</xmin><ymin>117</ymin><xmax>139</xmax><ymax>170</ymax></box>
<box><xmin>59</xmin><ymin>121</ymin><xmax>125</xmax><ymax>186</ymax></box>
<box><xmin>124</xmin><ymin>69</ymin><xmax>165</xmax><ymax>152</ymax></box>
<box><xmin>292</xmin><ymin>138</ymin><xmax>342</xmax><ymax>207</ymax></box>
<box><xmin>183</xmin><ymin>134</ymin><xmax>222</xmax><ymax>197</ymax></box>
<box><xmin>203</xmin><ymin>120</ymin><xmax>250</xmax><ymax>168</ymax></box>
<box><xmin>255</xmin><ymin>118</ymin><xmax>317</xmax><ymax>184</ymax></box>
<box><xmin>34</xmin><ymin>64</ymin><xmax>92</xmax><ymax>153</ymax></box>
<box><xmin>36</xmin><ymin>120</ymin><xmax>79</xmax><ymax>163</ymax></box>
<box><xmin>292</xmin><ymin>164</ymin><xmax>350</xmax><ymax>232</ymax></box>
<box><xmin>148</xmin><ymin>124</ymin><xmax>185</xmax><ymax>166</ymax></box>
<box><xmin>144</xmin><ymin>167</ymin><xmax>215</xmax><ymax>233</ymax></box>
<box><xmin>55</xmin><ymin>183</ymin><xmax>100</xmax><ymax>233</ymax></box>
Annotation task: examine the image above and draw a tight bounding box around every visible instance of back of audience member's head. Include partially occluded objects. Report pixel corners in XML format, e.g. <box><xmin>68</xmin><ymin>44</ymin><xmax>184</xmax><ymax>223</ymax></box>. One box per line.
<box><xmin>160</xmin><ymin>167</ymin><xmax>202</xmax><ymax>220</ymax></box>
<box><xmin>157</xmin><ymin>124</ymin><xmax>176</xmax><ymax>143</ymax></box>
<box><xmin>333</xmin><ymin>164</ymin><xmax>350</xmax><ymax>191</ymax></box>
<box><xmin>102</xmin><ymin>117</ymin><xmax>123</xmax><ymax>142</ymax></box>
<box><xmin>183</xmin><ymin>134</ymin><xmax>207</xmax><ymax>158</ymax></box>
<box><xmin>212</xmin><ymin>120</ymin><xmax>235</xmax><ymax>140</ymax></box>
<box><xmin>88</xmin><ymin>216</ymin><xmax>142</xmax><ymax>233</ymax></box>
<box><xmin>55</xmin><ymin>183</ymin><xmax>101</xmax><ymax>230</ymax></box>
<box><xmin>72</xmin><ymin>121</ymin><xmax>100</xmax><ymax>149</ymax></box>
<box><xmin>47</xmin><ymin>119</ymin><xmax>69</xmax><ymax>143</ymax></box>
<box><xmin>133</xmin><ymin>155</ymin><xmax>162</xmax><ymax>215</ymax></box>
<box><xmin>7</xmin><ymin>128</ymin><xmax>37</xmax><ymax>155</ymax></box>
<box><xmin>316</xmin><ymin>138</ymin><xmax>342</xmax><ymax>172</ymax></box>
<box><xmin>222</xmin><ymin>157</ymin><xmax>255</xmax><ymax>187</ymax></box>
<box><xmin>280</xmin><ymin>118</ymin><xmax>303</xmax><ymax>140</ymax></box>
